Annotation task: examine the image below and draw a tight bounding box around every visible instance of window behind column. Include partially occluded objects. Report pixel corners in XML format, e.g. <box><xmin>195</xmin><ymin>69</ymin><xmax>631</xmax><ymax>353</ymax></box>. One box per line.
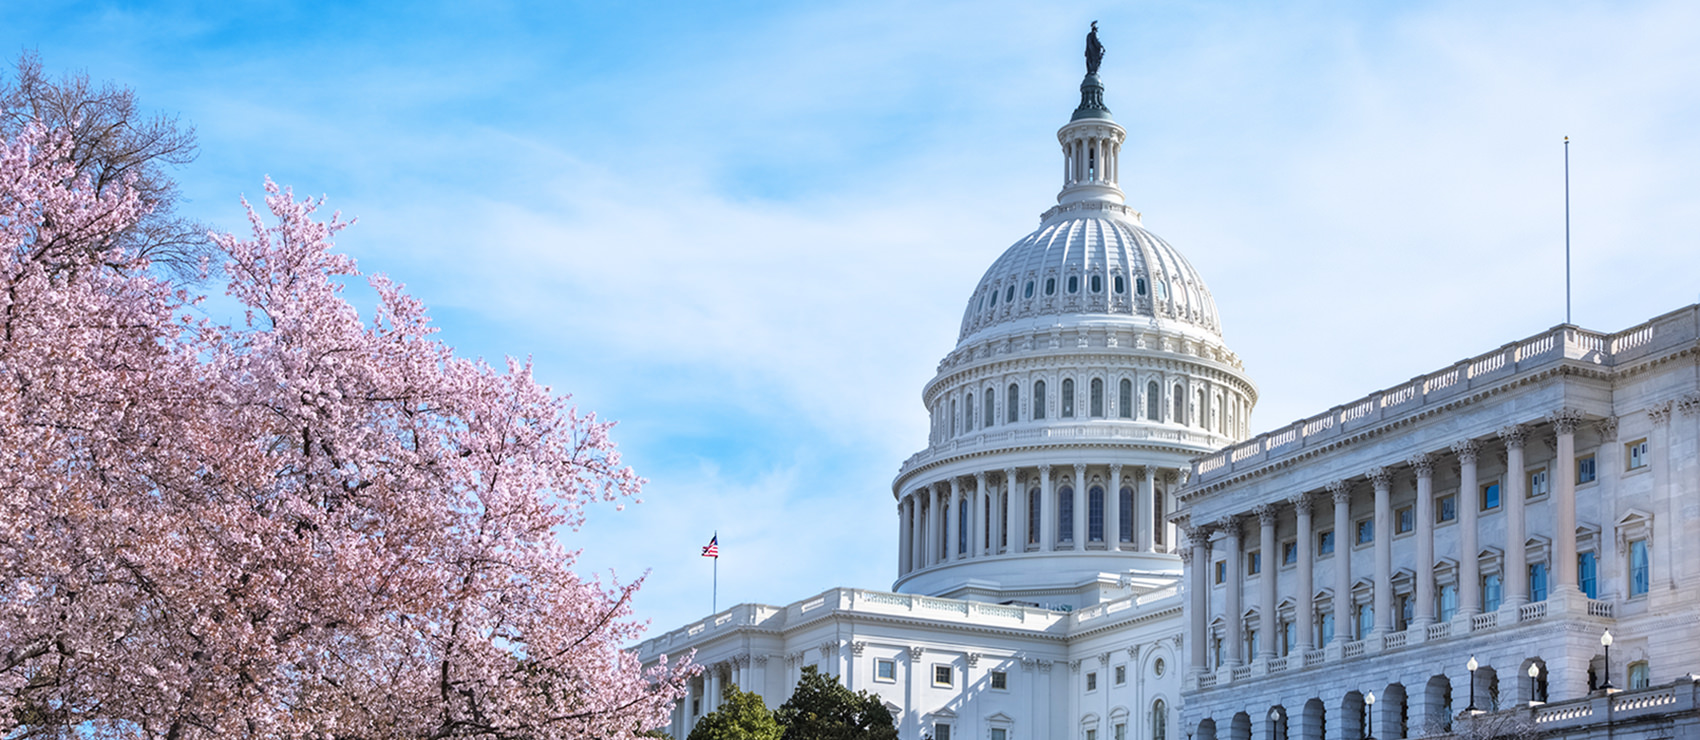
<box><xmin>1119</xmin><ymin>487</ymin><xmax>1134</xmax><ymax>542</ymax></box>
<box><xmin>1579</xmin><ymin>551</ymin><xmax>1598</xmax><ymax>598</ymax></box>
<box><xmin>1438</xmin><ymin>584</ymin><xmax>1458</xmax><ymax>621</ymax></box>
<box><xmin>1577</xmin><ymin>453</ymin><xmax>1597</xmax><ymax>484</ymax></box>
<box><xmin>1483</xmin><ymin>574</ymin><xmax>1503</xmax><ymax>611</ymax></box>
<box><xmin>1028</xmin><ymin>488</ymin><xmax>1041</xmax><ymax>545</ymax></box>
<box><xmin>1482</xmin><ymin>482</ymin><xmax>1501</xmax><ymax>510</ymax></box>
<box><xmin>1529</xmin><ymin>562</ymin><xmax>1548</xmax><ymax>602</ymax></box>
<box><xmin>1089</xmin><ymin>486</ymin><xmax>1105</xmax><ymax>542</ymax></box>
<box><xmin>1058</xmin><ymin>486</ymin><xmax>1075</xmax><ymax>542</ymax></box>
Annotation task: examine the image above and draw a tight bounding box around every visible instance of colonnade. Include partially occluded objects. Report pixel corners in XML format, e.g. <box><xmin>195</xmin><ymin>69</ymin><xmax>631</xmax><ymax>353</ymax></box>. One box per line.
<box><xmin>897</xmin><ymin>463</ymin><xmax>1182</xmax><ymax>576</ymax></box>
<box><xmin>1186</xmin><ymin>412</ymin><xmax>1590</xmax><ymax>673</ymax></box>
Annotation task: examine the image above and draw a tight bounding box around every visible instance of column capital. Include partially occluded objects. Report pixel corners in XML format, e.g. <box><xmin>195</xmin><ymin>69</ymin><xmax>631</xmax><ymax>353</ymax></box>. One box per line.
<box><xmin>1185</xmin><ymin>524</ymin><xmax>1216</xmax><ymax>548</ymax></box>
<box><xmin>1003</xmin><ymin>467</ymin><xmax>1019</xmax><ymax>485</ymax></box>
<box><xmin>1498</xmin><ymin>423</ymin><xmax>1528</xmax><ymax>449</ymax></box>
<box><xmin>1451</xmin><ymin>439</ymin><xmax>1481</xmax><ymax>464</ymax></box>
<box><xmin>1253</xmin><ymin>503</ymin><xmax>1279</xmax><ymax>527</ymax></box>
<box><xmin>1110</xmin><ymin>462</ymin><xmax>1124</xmax><ymax>476</ymax></box>
<box><xmin>1286</xmin><ymin>491</ymin><xmax>1313</xmax><ymax>514</ymax></box>
<box><xmin>974</xmin><ymin>471</ymin><xmax>988</xmax><ymax>486</ymax></box>
<box><xmin>1408</xmin><ymin>453</ymin><xmax>1435</xmax><ymax>478</ymax></box>
<box><xmin>1596</xmin><ymin>415</ymin><xmax>1619</xmax><ymax>442</ymax></box>
<box><xmin>1679</xmin><ymin>393</ymin><xmax>1700</xmax><ymax>417</ymax></box>
<box><xmin>1073</xmin><ymin>462</ymin><xmax>1088</xmax><ymax>479</ymax></box>
<box><xmin>1327</xmin><ymin>479</ymin><xmax>1352</xmax><ymax>505</ymax></box>
<box><xmin>1549</xmin><ymin>407</ymin><xmax>1585</xmax><ymax>434</ymax></box>
<box><xmin>1038</xmin><ymin>463</ymin><xmax>1053</xmax><ymax>476</ymax></box>
<box><xmin>1178</xmin><ymin>547</ymin><xmax>1193</xmax><ymax>565</ymax></box>
<box><xmin>1649</xmin><ymin>401</ymin><xmax>1674</xmax><ymax>426</ymax></box>
<box><xmin>1216</xmin><ymin>515</ymin><xmax>1244</xmax><ymax>539</ymax></box>
<box><xmin>1368</xmin><ymin>466</ymin><xmax>1393</xmax><ymax>489</ymax></box>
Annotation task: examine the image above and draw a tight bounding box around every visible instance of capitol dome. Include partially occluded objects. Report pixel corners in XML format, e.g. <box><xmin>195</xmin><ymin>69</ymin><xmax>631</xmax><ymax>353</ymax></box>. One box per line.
<box><xmin>891</xmin><ymin>58</ymin><xmax>1257</xmax><ymax>607</ymax></box>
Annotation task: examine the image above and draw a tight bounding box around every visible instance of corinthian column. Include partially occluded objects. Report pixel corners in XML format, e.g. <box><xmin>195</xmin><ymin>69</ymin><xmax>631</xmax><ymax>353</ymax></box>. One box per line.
<box><xmin>899</xmin><ymin>496</ymin><xmax>913</xmax><ymax>575</ymax></box>
<box><xmin>1330</xmin><ymin>481</ymin><xmax>1352</xmax><ymax>643</ymax></box>
<box><xmin>1187</xmin><ymin>525</ymin><xmax>1215</xmax><ymax>673</ymax></box>
<box><xmin>1039</xmin><ymin>465</ymin><xmax>1055</xmax><ymax>552</ymax></box>
<box><xmin>1371</xmin><ymin>467</ymin><xmax>1393</xmax><ymax>635</ymax></box>
<box><xmin>1073</xmin><ymin>463</ymin><xmax>1088</xmax><ymax>548</ymax></box>
<box><xmin>1255</xmin><ymin>504</ymin><xmax>1278</xmax><ymax>660</ymax></box>
<box><xmin>1501</xmin><ymin>425</ymin><xmax>1528</xmax><ymax>608</ymax></box>
<box><xmin>1222</xmin><ymin>516</ymin><xmax>1244</xmax><ymax>665</ymax></box>
<box><xmin>1005</xmin><ymin>468</ymin><xmax>1023</xmax><ymax>552</ymax></box>
<box><xmin>973</xmin><ymin>472</ymin><xmax>988</xmax><ymax>558</ymax></box>
<box><xmin>1411</xmin><ymin>454</ymin><xmax>1436</xmax><ymax>626</ymax></box>
<box><xmin>1140</xmin><ymin>466</ymin><xmax>1157</xmax><ymax>551</ymax></box>
<box><xmin>1551</xmin><ymin>410</ymin><xmax>1583</xmax><ymax>592</ymax></box>
<box><xmin>1454</xmin><ymin>440</ymin><xmax>1481</xmax><ymax>616</ymax></box>
<box><xmin>1109</xmin><ymin>463</ymin><xmax>1124</xmax><ymax>551</ymax></box>
<box><xmin>946</xmin><ymin>477</ymin><xmax>962</xmax><ymax>563</ymax></box>
<box><xmin>1291</xmin><ymin>493</ymin><xmax>1315</xmax><ymax>652</ymax></box>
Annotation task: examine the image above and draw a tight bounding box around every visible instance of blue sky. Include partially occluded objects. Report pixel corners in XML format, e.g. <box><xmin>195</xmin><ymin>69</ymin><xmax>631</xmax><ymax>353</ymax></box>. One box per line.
<box><xmin>6</xmin><ymin>1</ymin><xmax>1698</xmax><ymax>635</ymax></box>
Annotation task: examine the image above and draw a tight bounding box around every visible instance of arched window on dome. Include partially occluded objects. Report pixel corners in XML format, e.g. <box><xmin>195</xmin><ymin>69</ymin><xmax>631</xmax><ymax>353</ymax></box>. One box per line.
<box><xmin>1155</xmin><ymin>279</ymin><xmax>1168</xmax><ymax>300</ymax></box>
<box><xmin>1028</xmin><ymin>488</ymin><xmax>1042</xmax><ymax>546</ymax></box>
<box><xmin>958</xmin><ymin>503</ymin><xmax>968</xmax><ymax>555</ymax></box>
<box><xmin>1119</xmin><ymin>379</ymin><xmax>1133</xmax><ymax>419</ymax></box>
<box><xmin>1136</xmin><ymin>276</ymin><xmax>1147</xmax><ymax>296</ymax></box>
<box><xmin>989</xmin><ymin>288</ymin><xmax>998</xmax><ymax>308</ymax></box>
<box><xmin>1058</xmin><ymin>486</ymin><xmax>1075</xmax><ymax>543</ymax></box>
<box><xmin>951</xmin><ymin>398</ymin><xmax>958</xmax><ymax>437</ymax></box>
<box><xmin>1005</xmin><ymin>286</ymin><xmax>1015</xmax><ymax>303</ymax></box>
<box><xmin>1118</xmin><ymin>486</ymin><xmax>1134</xmax><ymax>543</ymax></box>
<box><xmin>964</xmin><ymin>393</ymin><xmax>974</xmax><ymax>432</ymax></box>
<box><xmin>1090</xmin><ymin>378</ymin><xmax>1104</xmax><ymax>418</ymax></box>
<box><xmin>1007</xmin><ymin>383</ymin><xmax>1019</xmax><ymax>423</ymax></box>
<box><xmin>1147</xmin><ymin>380</ymin><xmax>1160</xmax><ymax>421</ymax></box>
<box><xmin>1090</xmin><ymin>274</ymin><xmax>1103</xmax><ymax>293</ymax></box>
<box><xmin>1045</xmin><ymin>277</ymin><xmax>1057</xmax><ymax>296</ymax></box>
<box><xmin>1067</xmin><ymin>275</ymin><xmax>1080</xmax><ymax>294</ymax></box>
<box><xmin>1034</xmin><ymin>380</ymin><xmax>1047</xmax><ymax>420</ymax></box>
<box><xmin>1025</xmin><ymin>280</ymin><xmax>1034</xmax><ymax>299</ymax></box>
<box><xmin>1114</xmin><ymin>274</ymin><xmax>1126</xmax><ymax>294</ymax></box>
<box><xmin>1061</xmin><ymin>379</ymin><xmax>1075</xmax><ymax>418</ymax></box>
<box><xmin>1173</xmin><ymin>385</ymin><xmax>1185</xmax><ymax>425</ymax></box>
<box><xmin>939</xmin><ymin>501</ymin><xmax>949</xmax><ymax>560</ymax></box>
<box><xmin>1089</xmin><ymin>486</ymin><xmax>1105</xmax><ymax>542</ymax></box>
<box><xmin>984</xmin><ymin>388</ymin><xmax>995</xmax><ymax>429</ymax></box>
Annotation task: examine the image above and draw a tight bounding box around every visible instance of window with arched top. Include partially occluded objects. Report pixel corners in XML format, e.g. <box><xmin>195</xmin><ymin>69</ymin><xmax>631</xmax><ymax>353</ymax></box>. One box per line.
<box><xmin>1004</xmin><ymin>285</ymin><xmax>1015</xmax><ymax>303</ymax></box>
<box><xmin>1067</xmin><ymin>275</ymin><xmax>1080</xmax><ymax>294</ymax></box>
<box><xmin>1006</xmin><ymin>383</ymin><xmax>1019</xmax><ymax>423</ymax></box>
<box><xmin>1089</xmin><ymin>486</ymin><xmax>1105</xmax><ymax>542</ymax></box>
<box><xmin>1136</xmin><ymin>276</ymin><xmax>1147</xmax><ymax>296</ymax></box>
<box><xmin>1028</xmin><ymin>488</ymin><xmax>1042</xmax><ymax>545</ymax></box>
<box><xmin>989</xmin><ymin>289</ymin><xmax>998</xmax><ymax>308</ymax></box>
<box><xmin>951</xmin><ymin>398</ymin><xmax>958</xmax><ymax>436</ymax></box>
<box><xmin>1119</xmin><ymin>379</ymin><xmax>1133</xmax><ymax>419</ymax></box>
<box><xmin>1058</xmin><ymin>486</ymin><xmax>1075</xmax><ymax>543</ymax></box>
<box><xmin>1196</xmin><ymin>389</ymin><xmax>1207</xmax><ymax>431</ymax></box>
<box><xmin>1090</xmin><ymin>274</ymin><xmax>1103</xmax><ymax>293</ymax></box>
<box><xmin>1114</xmin><ymin>274</ymin><xmax>1126</xmax><ymax>294</ymax></box>
<box><xmin>1173</xmin><ymin>385</ymin><xmax>1185</xmax><ymax>425</ymax></box>
<box><xmin>1045</xmin><ymin>277</ymin><xmax>1057</xmax><ymax>296</ymax></box>
<box><xmin>984</xmin><ymin>388</ymin><xmax>995</xmax><ymax>429</ymax></box>
<box><xmin>1024</xmin><ymin>281</ymin><xmax>1034</xmax><ymax>299</ymax></box>
<box><xmin>1152</xmin><ymin>699</ymin><xmax>1167</xmax><ymax>740</ymax></box>
<box><xmin>1034</xmin><ymin>380</ymin><xmax>1047</xmax><ymax>419</ymax></box>
<box><xmin>1062</xmin><ymin>379</ymin><xmax>1076</xmax><ymax>418</ymax></box>
<box><xmin>1146</xmin><ymin>380</ymin><xmax>1160</xmax><ymax>421</ymax></box>
<box><xmin>964</xmin><ymin>392</ymin><xmax>974</xmax><ymax>432</ymax></box>
<box><xmin>1090</xmin><ymin>378</ymin><xmax>1104</xmax><ymax>417</ymax></box>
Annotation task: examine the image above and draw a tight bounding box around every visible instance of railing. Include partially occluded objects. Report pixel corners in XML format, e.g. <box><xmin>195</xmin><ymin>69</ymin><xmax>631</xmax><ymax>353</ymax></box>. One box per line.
<box><xmin>1382</xmin><ymin>631</ymin><xmax>1408</xmax><ymax>650</ymax></box>
<box><xmin>1473</xmin><ymin>612</ymin><xmax>1498</xmax><ymax>631</ymax></box>
<box><xmin>1343</xmin><ymin>640</ymin><xmax>1365</xmax><ymax>659</ymax></box>
<box><xmin>1267</xmin><ymin>657</ymin><xmax>1289</xmax><ymax>673</ymax></box>
<box><xmin>1197</xmin><ymin>674</ymin><xmax>1217</xmax><ymax>690</ymax></box>
<box><xmin>1533</xmin><ymin>703</ymin><xmax>1592</xmax><ymax>724</ymax></box>
<box><xmin>1614</xmin><ymin>688</ymin><xmax>1677</xmax><ymax>711</ymax></box>
<box><xmin>1231</xmin><ymin>666</ymin><xmax>1251</xmax><ymax>682</ymax></box>
<box><xmin>1188</xmin><ymin>305</ymin><xmax>1700</xmax><ymax>486</ymax></box>
<box><xmin>903</xmin><ymin>423</ymin><xmax>1223</xmax><ymax>478</ymax></box>
<box><xmin>1427</xmin><ymin>622</ymin><xmax>1451</xmax><ymax>640</ymax></box>
<box><xmin>1587</xmin><ymin>599</ymin><xmax>1614</xmax><ymax>618</ymax></box>
<box><xmin>1518</xmin><ymin>601</ymin><xmax>1547</xmax><ymax>622</ymax></box>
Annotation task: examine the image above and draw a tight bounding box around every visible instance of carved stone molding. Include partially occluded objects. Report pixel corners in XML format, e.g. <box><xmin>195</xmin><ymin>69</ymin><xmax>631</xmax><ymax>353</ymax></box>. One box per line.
<box><xmin>1286</xmin><ymin>492</ymin><xmax>1312</xmax><ymax>515</ymax></box>
<box><xmin>1069</xmin><ymin>659</ymin><xmax>1081</xmax><ymax>673</ymax></box>
<box><xmin>1098</xmin><ymin>652</ymin><xmax>1112</xmax><ymax>666</ymax></box>
<box><xmin>967</xmin><ymin>653</ymin><xmax>981</xmax><ymax>668</ymax></box>
<box><xmin>1650</xmin><ymin>401</ymin><xmax>1674</xmax><ymax>426</ymax></box>
<box><xmin>1680</xmin><ymin>393</ymin><xmax>1700</xmax><ymax>416</ymax></box>
<box><xmin>1597</xmin><ymin>416</ymin><xmax>1619</xmax><ymax>442</ymax></box>
<box><xmin>819</xmin><ymin>640</ymin><xmax>837</xmax><ymax>658</ymax></box>
<box><xmin>909</xmin><ymin>646</ymin><xmax>925</xmax><ymax>661</ymax></box>
<box><xmin>1550</xmin><ymin>408</ymin><xmax>1585</xmax><ymax>435</ymax></box>
<box><xmin>1498</xmin><ymin>424</ymin><xmax>1528</xmax><ymax>449</ymax></box>
<box><xmin>1171</xmin><ymin>634</ymin><xmax>1183</xmax><ymax>649</ymax></box>
<box><xmin>1328</xmin><ymin>480</ymin><xmax>1351</xmax><ymax>505</ymax></box>
<box><xmin>1215</xmin><ymin>515</ymin><xmax>1243</xmax><ymax>538</ymax></box>
<box><xmin>1408</xmin><ymin>453</ymin><xmax>1435</xmax><ymax>479</ymax></box>
<box><xmin>1038</xmin><ymin>660</ymin><xmax>1053</xmax><ymax>673</ymax></box>
<box><xmin>1177</xmin><ymin>548</ymin><xmax>1193</xmax><ymax>565</ymax></box>
<box><xmin>851</xmin><ymin>641</ymin><xmax>867</xmax><ymax>658</ymax></box>
<box><xmin>1451</xmin><ymin>439</ymin><xmax>1481</xmax><ymax>464</ymax></box>
<box><xmin>1368</xmin><ymin>466</ymin><xmax>1392</xmax><ymax>489</ymax></box>
<box><xmin>1253</xmin><ymin>504</ymin><xmax>1278</xmax><ymax>527</ymax></box>
<box><xmin>1021</xmin><ymin>657</ymin><xmax>1036</xmax><ymax>670</ymax></box>
<box><xmin>754</xmin><ymin>655</ymin><xmax>769</xmax><ymax>667</ymax></box>
<box><xmin>1127</xmin><ymin>644</ymin><xmax>1140</xmax><ymax>660</ymax></box>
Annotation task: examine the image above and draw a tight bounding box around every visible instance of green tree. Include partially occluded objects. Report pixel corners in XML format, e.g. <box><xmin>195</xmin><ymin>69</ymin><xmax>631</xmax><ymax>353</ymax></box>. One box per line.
<box><xmin>774</xmin><ymin>666</ymin><xmax>898</xmax><ymax>740</ymax></box>
<box><xmin>688</xmin><ymin>686</ymin><xmax>783</xmax><ymax>740</ymax></box>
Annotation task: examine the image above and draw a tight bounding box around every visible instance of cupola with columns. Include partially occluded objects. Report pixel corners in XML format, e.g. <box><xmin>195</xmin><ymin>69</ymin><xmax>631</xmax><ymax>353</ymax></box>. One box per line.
<box><xmin>892</xmin><ymin>27</ymin><xmax>1257</xmax><ymax>608</ymax></box>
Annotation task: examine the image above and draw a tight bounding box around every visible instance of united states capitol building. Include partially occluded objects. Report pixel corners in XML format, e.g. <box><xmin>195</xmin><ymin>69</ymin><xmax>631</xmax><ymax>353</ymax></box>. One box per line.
<box><xmin>636</xmin><ymin>35</ymin><xmax>1700</xmax><ymax>740</ymax></box>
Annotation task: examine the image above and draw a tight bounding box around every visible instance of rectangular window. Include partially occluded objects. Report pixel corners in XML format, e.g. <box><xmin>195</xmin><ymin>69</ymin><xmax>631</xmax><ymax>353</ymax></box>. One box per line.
<box><xmin>1482</xmin><ymin>482</ymin><xmax>1501</xmax><ymax>510</ymax></box>
<box><xmin>1247</xmin><ymin>551</ymin><xmax>1261</xmax><ymax>576</ymax></box>
<box><xmin>1214</xmin><ymin>561</ymin><xmax>1227</xmax><ymax>585</ymax></box>
<box><xmin>1529</xmin><ymin>562</ymin><xmax>1548</xmax><ymax>602</ymax></box>
<box><xmin>875</xmin><ymin>659</ymin><xmax>896</xmax><ymax>682</ymax></box>
<box><xmin>1577</xmin><ymin>454</ymin><xmax>1597</xmax><ymax>484</ymax></box>
<box><xmin>1396</xmin><ymin>506</ymin><xmax>1414</xmax><ymax>535</ymax></box>
<box><xmin>1115</xmin><ymin>723</ymin><xmax>1127</xmax><ymax>740</ymax></box>
<box><xmin>1528</xmin><ymin>468</ymin><xmax>1549</xmax><ymax>498</ymax></box>
<box><xmin>991</xmin><ymin>730</ymin><xmax>1007</xmax><ymax>740</ymax></box>
<box><xmin>990</xmin><ymin>670</ymin><xmax>1008</xmax><ymax>690</ymax></box>
<box><xmin>1438</xmin><ymin>584</ymin><xmax>1458</xmax><ymax>622</ymax></box>
<box><xmin>1437</xmin><ymin>495</ymin><xmax>1457</xmax><ymax>523</ymax></box>
<box><xmin>1211</xmin><ymin>637</ymin><xmax>1222</xmax><ymax>669</ymax></box>
<box><xmin>1319</xmin><ymin>612</ymin><xmax>1335</xmax><ymax>645</ymax></box>
<box><xmin>933</xmin><ymin>665</ymin><xmax>953</xmax><ymax>687</ymax></box>
<box><xmin>1355</xmin><ymin>603</ymin><xmax>1373</xmax><ymax>639</ymax></box>
<box><xmin>1086</xmin><ymin>671</ymin><xmax>1098</xmax><ymax>691</ymax></box>
<box><xmin>1086</xmin><ymin>730</ymin><xmax>1097</xmax><ymax>740</ymax></box>
<box><xmin>1282</xmin><ymin>540</ymin><xmax>1297</xmax><ymax>565</ymax></box>
<box><xmin>1629</xmin><ymin>663</ymin><xmax>1651</xmax><ymax>690</ymax></box>
<box><xmin>1397</xmin><ymin>594</ymin><xmax>1413</xmax><ymax>631</ymax></box>
<box><xmin>1281</xmin><ymin>620</ymin><xmax>1295</xmax><ymax>656</ymax></box>
<box><xmin>1356</xmin><ymin>518</ymin><xmax>1374</xmax><ymax>545</ymax></box>
<box><xmin>1627</xmin><ymin>439</ymin><xmax>1649</xmax><ymax>470</ymax></box>
<box><xmin>1579</xmin><ymin>552</ymin><xmax>1598</xmax><ymax>599</ymax></box>
<box><xmin>1114</xmin><ymin>665</ymin><xmax>1126</xmax><ymax>685</ymax></box>
<box><xmin>935</xmin><ymin>724</ymin><xmax>952</xmax><ymax>740</ymax></box>
<box><xmin>1483</xmin><ymin>574</ymin><xmax>1503</xmax><ymax>611</ymax></box>
<box><xmin>1318</xmin><ymin>530</ymin><xmax>1335</xmax><ymax>556</ymax></box>
<box><xmin>1630</xmin><ymin>539</ymin><xmax>1650</xmax><ymax>596</ymax></box>
<box><xmin>1245</xmin><ymin>629</ymin><xmax>1259</xmax><ymax>659</ymax></box>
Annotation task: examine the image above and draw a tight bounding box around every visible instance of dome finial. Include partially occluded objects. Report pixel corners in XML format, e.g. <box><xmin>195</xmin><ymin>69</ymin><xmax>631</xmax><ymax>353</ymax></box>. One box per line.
<box><xmin>1073</xmin><ymin>22</ymin><xmax>1112</xmax><ymax>121</ymax></box>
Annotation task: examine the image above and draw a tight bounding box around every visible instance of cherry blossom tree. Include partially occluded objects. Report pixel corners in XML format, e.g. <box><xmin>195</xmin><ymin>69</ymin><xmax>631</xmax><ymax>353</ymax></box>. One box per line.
<box><xmin>0</xmin><ymin>123</ymin><xmax>690</xmax><ymax>738</ymax></box>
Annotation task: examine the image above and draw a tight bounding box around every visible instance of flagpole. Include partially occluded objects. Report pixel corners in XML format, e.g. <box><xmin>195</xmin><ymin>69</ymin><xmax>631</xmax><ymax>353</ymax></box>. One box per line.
<box><xmin>713</xmin><ymin>549</ymin><xmax>719</xmax><ymax>613</ymax></box>
<box><xmin>1565</xmin><ymin>136</ymin><xmax>1571</xmax><ymax>325</ymax></box>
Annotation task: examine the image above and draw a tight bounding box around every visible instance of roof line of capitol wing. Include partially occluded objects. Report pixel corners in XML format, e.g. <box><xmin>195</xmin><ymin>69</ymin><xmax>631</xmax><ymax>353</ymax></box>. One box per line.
<box><xmin>634</xmin><ymin>581</ymin><xmax>1185</xmax><ymax>660</ymax></box>
<box><xmin>1183</xmin><ymin>302</ymin><xmax>1700</xmax><ymax>497</ymax></box>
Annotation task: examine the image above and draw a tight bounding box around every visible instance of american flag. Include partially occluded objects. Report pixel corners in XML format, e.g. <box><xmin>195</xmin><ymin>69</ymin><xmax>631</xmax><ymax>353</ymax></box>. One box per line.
<box><xmin>701</xmin><ymin>534</ymin><xmax>719</xmax><ymax>558</ymax></box>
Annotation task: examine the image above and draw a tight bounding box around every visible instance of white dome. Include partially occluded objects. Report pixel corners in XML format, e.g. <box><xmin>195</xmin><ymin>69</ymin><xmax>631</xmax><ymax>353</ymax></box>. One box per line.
<box><xmin>958</xmin><ymin>206</ymin><xmax>1221</xmax><ymax>345</ymax></box>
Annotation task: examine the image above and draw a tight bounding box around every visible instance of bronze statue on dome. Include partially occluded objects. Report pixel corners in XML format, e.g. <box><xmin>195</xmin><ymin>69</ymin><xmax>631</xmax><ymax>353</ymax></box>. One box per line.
<box><xmin>1085</xmin><ymin>21</ymin><xmax>1104</xmax><ymax>75</ymax></box>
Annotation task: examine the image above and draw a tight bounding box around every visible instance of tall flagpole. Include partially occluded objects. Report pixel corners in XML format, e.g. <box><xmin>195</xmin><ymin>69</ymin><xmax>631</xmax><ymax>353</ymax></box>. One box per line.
<box><xmin>713</xmin><ymin>544</ymin><xmax>719</xmax><ymax>613</ymax></box>
<box><xmin>1565</xmin><ymin>136</ymin><xmax>1572</xmax><ymax>325</ymax></box>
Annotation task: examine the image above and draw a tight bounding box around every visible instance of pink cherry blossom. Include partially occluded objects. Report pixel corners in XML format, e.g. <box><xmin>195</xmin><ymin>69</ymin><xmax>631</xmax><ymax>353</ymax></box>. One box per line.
<box><xmin>0</xmin><ymin>124</ymin><xmax>691</xmax><ymax>738</ymax></box>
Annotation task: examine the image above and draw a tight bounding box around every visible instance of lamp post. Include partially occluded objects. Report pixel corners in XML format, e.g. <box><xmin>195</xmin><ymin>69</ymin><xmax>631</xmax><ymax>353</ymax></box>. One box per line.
<box><xmin>1269</xmin><ymin>706</ymin><xmax>1283</xmax><ymax>739</ymax></box>
<box><xmin>1364</xmin><ymin>691</ymin><xmax>1376</xmax><ymax>740</ymax></box>
<box><xmin>1528</xmin><ymin>663</ymin><xmax>1542</xmax><ymax>706</ymax></box>
<box><xmin>1601</xmin><ymin>630</ymin><xmax>1615</xmax><ymax>692</ymax></box>
<box><xmin>1466</xmin><ymin>655</ymin><xmax>1479</xmax><ymax>712</ymax></box>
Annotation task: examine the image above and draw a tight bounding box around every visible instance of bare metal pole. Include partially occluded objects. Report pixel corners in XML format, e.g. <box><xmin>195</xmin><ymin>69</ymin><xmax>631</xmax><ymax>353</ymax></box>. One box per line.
<box><xmin>1565</xmin><ymin>136</ymin><xmax>1572</xmax><ymax>325</ymax></box>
